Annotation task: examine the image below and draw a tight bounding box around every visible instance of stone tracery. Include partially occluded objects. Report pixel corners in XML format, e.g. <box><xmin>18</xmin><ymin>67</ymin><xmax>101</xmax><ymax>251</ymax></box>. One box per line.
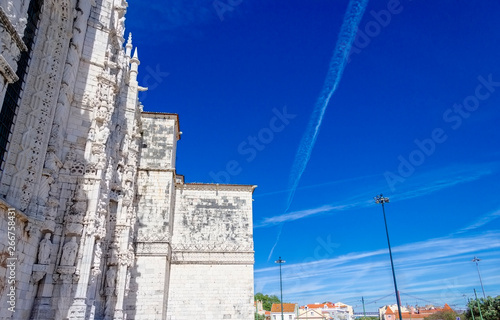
<box><xmin>0</xmin><ymin>1</ymin><xmax>255</xmax><ymax>319</ymax></box>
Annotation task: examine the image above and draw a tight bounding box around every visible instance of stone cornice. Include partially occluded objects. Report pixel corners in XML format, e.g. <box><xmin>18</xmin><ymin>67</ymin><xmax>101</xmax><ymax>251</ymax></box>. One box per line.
<box><xmin>0</xmin><ymin>7</ymin><xmax>27</xmax><ymax>52</ymax></box>
<box><xmin>176</xmin><ymin>183</ymin><xmax>257</xmax><ymax>193</ymax></box>
<box><xmin>137</xmin><ymin>167</ymin><xmax>175</xmax><ymax>173</ymax></box>
<box><xmin>171</xmin><ymin>251</ymin><xmax>254</xmax><ymax>265</ymax></box>
<box><xmin>135</xmin><ymin>242</ymin><xmax>171</xmax><ymax>256</ymax></box>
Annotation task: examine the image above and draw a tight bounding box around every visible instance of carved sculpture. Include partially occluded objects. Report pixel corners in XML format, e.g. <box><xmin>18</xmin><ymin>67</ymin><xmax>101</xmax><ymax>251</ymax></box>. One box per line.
<box><xmin>105</xmin><ymin>266</ymin><xmax>116</xmax><ymax>289</ymax></box>
<box><xmin>37</xmin><ymin>233</ymin><xmax>52</xmax><ymax>265</ymax></box>
<box><xmin>61</xmin><ymin>237</ymin><xmax>78</xmax><ymax>266</ymax></box>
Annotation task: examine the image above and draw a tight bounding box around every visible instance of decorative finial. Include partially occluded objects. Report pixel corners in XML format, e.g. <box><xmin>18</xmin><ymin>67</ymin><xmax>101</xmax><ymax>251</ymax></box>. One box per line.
<box><xmin>125</xmin><ymin>33</ymin><xmax>133</xmax><ymax>58</ymax></box>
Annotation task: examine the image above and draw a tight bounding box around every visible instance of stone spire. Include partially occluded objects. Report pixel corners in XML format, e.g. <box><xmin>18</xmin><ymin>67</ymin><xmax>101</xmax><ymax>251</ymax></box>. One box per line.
<box><xmin>125</xmin><ymin>32</ymin><xmax>132</xmax><ymax>58</ymax></box>
<box><xmin>129</xmin><ymin>48</ymin><xmax>139</xmax><ymax>84</ymax></box>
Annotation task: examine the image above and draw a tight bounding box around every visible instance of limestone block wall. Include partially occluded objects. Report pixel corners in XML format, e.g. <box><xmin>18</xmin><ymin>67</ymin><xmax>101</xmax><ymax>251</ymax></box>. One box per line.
<box><xmin>135</xmin><ymin>169</ymin><xmax>175</xmax><ymax>240</ymax></box>
<box><xmin>167</xmin><ymin>264</ymin><xmax>254</xmax><ymax>320</ymax></box>
<box><xmin>126</xmin><ymin>255</ymin><xmax>169</xmax><ymax>320</ymax></box>
<box><xmin>128</xmin><ymin>113</ymin><xmax>180</xmax><ymax>319</ymax></box>
<box><xmin>135</xmin><ymin>113</ymin><xmax>180</xmax><ymax>240</ymax></box>
<box><xmin>167</xmin><ymin>184</ymin><xmax>255</xmax><ymax>320</ymax></box>
<box><xmin>139</xmin><ymin>113</ymin><xmax>180</xmax><ymax>170</ymax></box>
<box><xmin>172</xmin><ymin>184</ymin><xmax>254</xmax><ymax>251</ymax></box>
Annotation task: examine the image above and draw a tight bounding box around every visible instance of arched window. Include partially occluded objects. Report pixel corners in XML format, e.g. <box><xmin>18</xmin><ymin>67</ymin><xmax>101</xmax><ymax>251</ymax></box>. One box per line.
<box><xmin>0</xmin><ymin>0</ymin><xmax>44</xmax><ymax>169</ymax></box>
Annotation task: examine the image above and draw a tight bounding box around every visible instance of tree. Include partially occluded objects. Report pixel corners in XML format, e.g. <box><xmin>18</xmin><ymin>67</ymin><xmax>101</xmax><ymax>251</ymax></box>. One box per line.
<box><xmin>255</xmin><ymin>313</ymin><xmax>265</xmax><ymax>320</ymax></box>
<box><xmin>424</xmin><ymin>310</ymin><xmax>459</xmax><ymax>320</ymax></box>
<box><xmin>464</xmin><ymin>296</ymin><xmax>500</xmax><ymax>320</ymax></box>
<box><xmin>255</xmin><ymin>293</ymin><xmax>281</xmax><ymax>311</ymax></box>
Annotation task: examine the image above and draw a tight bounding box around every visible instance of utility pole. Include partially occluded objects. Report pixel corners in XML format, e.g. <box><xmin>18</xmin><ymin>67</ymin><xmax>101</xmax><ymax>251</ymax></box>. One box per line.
<box><xmin>472</xmin><ymin>257</ymin><xmax>486</xmax><ymax>299</ymax></box>
<box><xmin>468</xmin><ymin>298</ymin><xmax>475</xmax><ymax>320</ymax></box>
<box><xmin>473</xmin><ymin>289</ymin><xmax>484</xmax><ymax>320</ymax></box>
<box><xmin>275</xmin><ymin>257</ymin><xmax>286</xmax><ymax>320</ymax></box>
<box><xmin>374</xmin><ymin>194</ymin><xmax>403</xmax><ymax>320</ymax></box>
<box><xmin>362</xmin><ymin>297</ymin><xmax>366</xmax><ymax>319</ymax></box>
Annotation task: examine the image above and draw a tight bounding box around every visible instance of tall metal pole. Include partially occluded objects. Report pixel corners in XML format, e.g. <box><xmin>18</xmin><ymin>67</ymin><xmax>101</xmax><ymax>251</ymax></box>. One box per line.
<box><xmin>375</xmin><ymin>194</ymin><xmax>403</xmax><ymax>320</ymax></box>
<box><xmin>275</xmin><ymin>257</ymin><xmax>286</xmax><ymax>320</ymax></box>
<box><xmin>362</xmin><ymin>297</ymin><xmax>366</xmax><ymax>319</ymax></box>
<box><xmin>472</xmin><ymin>257</ymin><xmax>486</xmax><ymax>299</ymax></box>
<box><xmin>474</xmin><ymin>289</ymin><xmax>484</xmax><ymax>320</ymax></box>
<box><xmin>468</xmin><ymin>298</ymin><xmax>476</xmax><ymax>320</ymax></box>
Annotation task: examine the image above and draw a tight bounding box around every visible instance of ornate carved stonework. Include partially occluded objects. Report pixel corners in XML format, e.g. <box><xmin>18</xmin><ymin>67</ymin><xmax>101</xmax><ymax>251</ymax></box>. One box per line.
<box><xmin>0</xmin><ymin>1</ymin><xmax>254</xmax><ymax>319</ymax></box>
<box><xmin>6</xmin><ymin>1</ymin><xmax>73</xmax><ymax>212</ymax></box>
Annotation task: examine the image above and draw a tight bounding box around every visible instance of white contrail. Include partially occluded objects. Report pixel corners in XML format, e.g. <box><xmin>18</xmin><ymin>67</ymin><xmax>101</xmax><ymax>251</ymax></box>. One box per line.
<box><xmin>268</xmin><ymin>0</ymin><xmax>369</xmax><ymax>261</ymax></box>
<box><xmin>286</xmin><ymin>0</ymin><xmax>369</xmax><ymax>212</ymax></box>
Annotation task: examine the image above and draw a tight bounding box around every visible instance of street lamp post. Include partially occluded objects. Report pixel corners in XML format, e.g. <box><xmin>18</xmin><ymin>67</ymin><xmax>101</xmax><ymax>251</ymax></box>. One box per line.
<box><xmin>472</xmin><ymin>256</ymin><xmax>486</xmax><ymax>299</ymax></box>
<box><xmin>473</xmin><ymin>288</ymin><xmax>485</xmax><ymax>320</ymax></box>
<box><xmin>374</xmin><ymin>194</ymin><xmax>403</xmax><ymax>320</ymax></box>
<box><xmin>275</xmin><ymin>257</ymin><xmax>286</xmax><ymax>320</ymax></box>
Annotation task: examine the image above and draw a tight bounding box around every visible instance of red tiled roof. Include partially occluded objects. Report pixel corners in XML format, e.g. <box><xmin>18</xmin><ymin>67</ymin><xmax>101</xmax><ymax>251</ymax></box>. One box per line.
<box><xmin>272</xmin><ymin>303</ymin><xmax>296</xmax><ymax>313</ymax></box>
<box><xmin>302</xmin><ymin>302</ymin><xmax>336</xmax><ymax>309</ymax></box>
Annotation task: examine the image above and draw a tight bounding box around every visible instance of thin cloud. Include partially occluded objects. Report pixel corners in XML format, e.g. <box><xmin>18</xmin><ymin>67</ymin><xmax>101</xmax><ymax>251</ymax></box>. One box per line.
<box><xmin>255</xmin><ymin>232</ymin><xmax>500</xmax><ymax>308</ymax></box>
<box><xmin>455</xmin><ymin>208</ymin><xmax>500</xmax><ymax>234</ymax></box>
<box><xmin>393</xmin><ymin>167</ymin><xmax>495</xmax><ymax>201</ymax></box>
<box><xmin>254</xmin><ymin>173</ymin><xmax>381</xmax><ymax>198</ymax></box>
<box><xmin>267</xmin><ymin>0</ymin><xmax>369</xmax><ymax>261</ymax></box>
<box><xmin>256</xmin><ymin>163</ymin><xmax>498</xmax><ymax>228</ymax></box>
<box><xmin>255</xmin><ymin>204</ymin><xmax>351</xmax><ymax>228</ymax></box>
<box><xmin>285</xmin><ymin>0</ymin><xmax>369</xmax><ymax>213</ymax></box>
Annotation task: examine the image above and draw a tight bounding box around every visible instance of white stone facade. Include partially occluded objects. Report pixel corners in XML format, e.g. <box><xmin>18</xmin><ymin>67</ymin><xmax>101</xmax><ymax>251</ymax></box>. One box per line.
<box><xmin>0</xmin><ymin>1</ymin><xmax>255</xmax><ymax>319</ymax></box>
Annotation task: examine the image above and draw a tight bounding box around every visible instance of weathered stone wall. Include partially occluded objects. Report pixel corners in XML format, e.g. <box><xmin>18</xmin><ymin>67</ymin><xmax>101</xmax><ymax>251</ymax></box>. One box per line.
<box><xmin>128</xmin><ymin>114</ymin><xmax>179</xmax><ymax>319</ymax></box>
<box><xmin>167</xmin><ymin>184</ymin><xmax>255</xmax><ymax>320</ymax></box>
<box><xmin>167</xmin><ymin>264</ymin><xmax>254</xmax><ymax>320</ymax></box>
<box><xmin>126</xmin><ymin>255</ymin><xmax>169</xmax><ymax>320</ymax></box>
<box><xmin>139</xmin><ymin>113</ymin><xmax>179</xmax><ymax>169</ymax></box>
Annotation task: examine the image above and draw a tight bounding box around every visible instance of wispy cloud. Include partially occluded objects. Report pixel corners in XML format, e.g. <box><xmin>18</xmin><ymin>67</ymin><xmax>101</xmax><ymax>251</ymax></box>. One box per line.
<box><xmin>285</xmin><ymin>0</ymin><xmax>369</xmax><ymax>213</ymax></box>
<box><xmin>392</xmin><ymin>164</ymin><xmax>496</xmax><ymax>201</ymax></box>
<box><xmin>255</xmin><ymin>204</ymin><xmax>352</xmax><ymax>228</ymax></box>
<box><xmin>256</xmin><ymin>163</ymin><xmax>498</xmax><ymax>228</ymax></box>
<box><xmin>267</xmin><ymin>0</ymin><xmax>370</xmax><ymax>260</ymax></box>
<box><xmin>255</xmin><ymin>232</ymin><xmax>500</xmax><ymax>309</ymax></box>
<box><xmin>455</xmin><ymin>208</ymin><xmax>500</xmax><ymax>234</ymax></box>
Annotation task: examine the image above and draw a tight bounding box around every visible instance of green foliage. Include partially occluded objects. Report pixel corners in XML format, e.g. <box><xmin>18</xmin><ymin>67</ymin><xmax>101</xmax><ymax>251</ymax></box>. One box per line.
<box><xmin>424</xmin><ymin>310</ymin><xmax>459</xmax><ymax>320</ymax></box>
<box><xmin>255</xmin><ymin>293</ymin><xmax>281</xmax><ymax>311</ymax></box>
<box><xmin>255</xmin><ymin>313</ymin><xmax>265</xmax><ymax>320</ymax></box>
<box><xmin>464</xmin><ymin>296</ymin><xmax>500</xmax><ymax>320</ymax></box>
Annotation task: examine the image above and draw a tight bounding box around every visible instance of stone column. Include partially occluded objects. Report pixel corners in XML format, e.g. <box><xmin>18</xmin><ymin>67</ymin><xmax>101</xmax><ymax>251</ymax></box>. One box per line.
<box><xmin>67</xmin><ymin>177</ymin><xmax>100</xmax><ymax>320</ymax></box>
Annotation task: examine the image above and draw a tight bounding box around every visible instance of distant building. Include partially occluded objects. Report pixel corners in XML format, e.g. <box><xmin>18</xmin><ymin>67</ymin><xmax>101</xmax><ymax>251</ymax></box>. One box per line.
<box><xmin>271</xmin><ymin>303</ymin><xmax>299</xmax><ymax>320</ymax></box>
<box><xmin>380</xmin><ymin>304</ymin><xmax>455</xmax><ymax>320</ymax></box>
<box><xmin>299</xmin><ymin>302</ymin><xmax>354</xmax><ymax>320</ymax></box>
<box><xmin>297</xmin><ymin>308</ymin><xmax>328</xmax><ymax>319</ymax></box>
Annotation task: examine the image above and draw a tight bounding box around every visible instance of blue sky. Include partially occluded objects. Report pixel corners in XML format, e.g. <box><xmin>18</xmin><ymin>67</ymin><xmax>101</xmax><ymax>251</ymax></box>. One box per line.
<box><xmin>125</xmin><ymin>0</ymin><xmax>500</xmax><ymax>312</ymax></box>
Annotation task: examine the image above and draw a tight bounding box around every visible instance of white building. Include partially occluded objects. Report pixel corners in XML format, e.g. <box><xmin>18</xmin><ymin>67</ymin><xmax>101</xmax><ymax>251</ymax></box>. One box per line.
<box><xmin>271</xmin><ymin>303</ymin><xmax>299</xmax><ymax>320</ymax></box>
<box><xmin>300</xmin><ymin>302</ymin><xmax>354</xmax><ymax>320</ymax></box>
<box><xmin>0</xmin><ymin>1</ymin><xmax>255</xmax><ymax>319</ymax></box>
